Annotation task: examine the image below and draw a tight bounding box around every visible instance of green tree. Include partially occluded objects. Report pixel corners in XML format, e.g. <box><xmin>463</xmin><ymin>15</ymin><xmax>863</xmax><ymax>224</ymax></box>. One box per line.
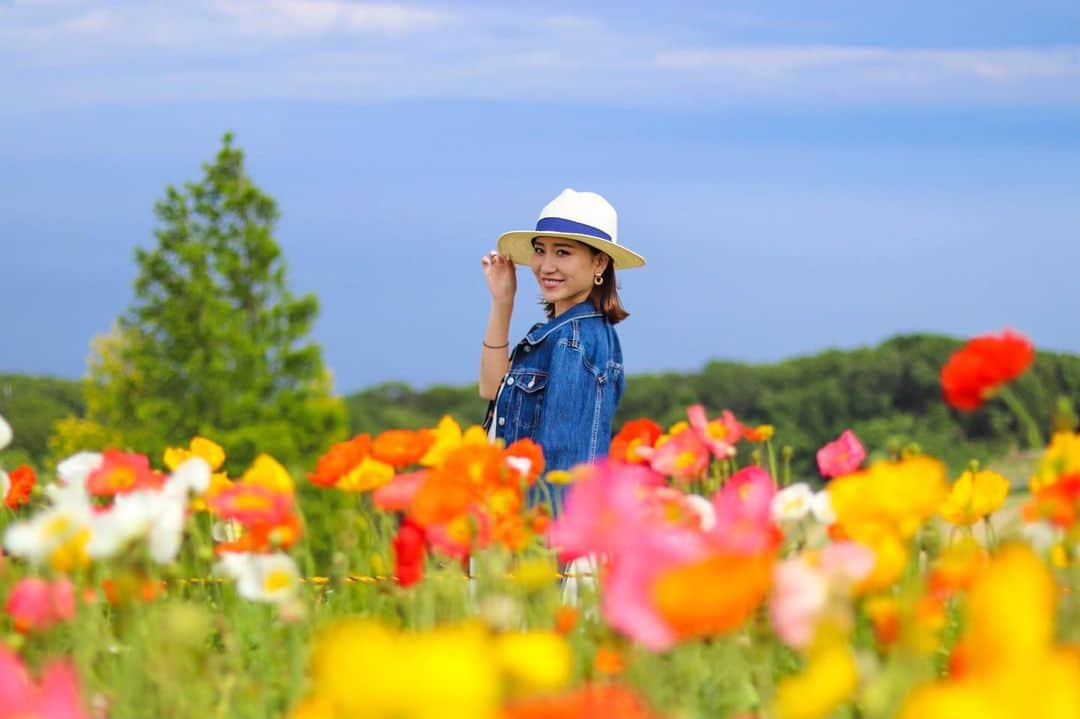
<box><xmin>54</xmin><ymin>134</ymin><xmax>347</xmax><ymax>472</ymax></box>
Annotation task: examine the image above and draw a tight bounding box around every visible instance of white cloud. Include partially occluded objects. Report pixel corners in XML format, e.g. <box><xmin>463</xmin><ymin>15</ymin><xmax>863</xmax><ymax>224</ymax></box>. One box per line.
<box><xmin>210</xmin><ymin>0</ymin><xmax>448</xmax><ymax>37</ymax></box>
<box><xmin>652</xmin><ymin>45</ymin><xmax>1080</xmax><ymax>82</ymax></box>
<box><xmin>2</xmin><ymin>3</ymin><xmax>1079</xmax><ymax>111</ymax></box>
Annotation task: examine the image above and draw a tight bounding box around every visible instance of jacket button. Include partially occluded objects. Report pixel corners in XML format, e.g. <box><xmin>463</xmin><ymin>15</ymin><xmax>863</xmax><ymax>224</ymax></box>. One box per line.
<box><xmin>506</xmin><ymin>377</ymin><xmax>515</xmax><ymax>385</ymax></box>
<box><xmin>498</xmin><ymin>417</ymin><xmax>506</xmax><ymax>426</ymax></box>
<box><xmin>523</xmin><ymin>346</ymin><xmax>531</xmax><ymax>352</ymax></box>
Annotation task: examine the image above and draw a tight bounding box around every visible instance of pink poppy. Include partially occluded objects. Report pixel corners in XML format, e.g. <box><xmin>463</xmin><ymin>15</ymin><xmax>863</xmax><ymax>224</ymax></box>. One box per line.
<box><xmin>710</xmin><ymin>466</ymin><xmax>782</xmax><ymax>555</ymax></box>
<box><xmin>644</xmin><ymin>487</ymin><xmax>716</xmax><ymax>531</ymax></box>
<box><xmin>640</xmin><ymin>429</ymin><xmax>710</xmax><ymax>482</ymax></box>
<box><xmin>816</xmin><ymin>430</ymin><xmax>866</xmax><ymax>478</ymax></box>
<box><xmin>688</xmin><ymin>405</ymin><xmax>743</xmax><ymax>459</ymax></box>
<box><xmin>0</xmin><ymin>647</ymin><xmax>89</xmax><ymax>719</ymax></box>
<box><xmin>546</xmin><ymin>461</ymin><xmax>664</xmax><ymax>563</ymax></box>
<box><xmin>85</xmin><ymin>450</ymin><xmax>163</xmax><ymax>497</ymax></box>
<box><xmin>5</xmin><ymin>578</ymin><xmax>76</xmax><ymax>633</ymax></box>
<box><xmin>209</xmin><ymin>484</ymin><xmax>293</xmax><ymax>526</ymax></box>
<box><xmin>372</xmin><ymin>470</ymin><xmax>428</xmax><ymax>512</ymax></box>
<box><xmin>770</xmin><ymin>541</ymin><xmax>875</xmax><ymax>649</ymax></box>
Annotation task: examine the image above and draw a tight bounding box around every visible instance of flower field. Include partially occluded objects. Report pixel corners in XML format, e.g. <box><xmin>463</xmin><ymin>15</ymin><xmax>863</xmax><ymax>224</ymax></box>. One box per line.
<box><xmin>1</xmin><ymin>329</ymin><xmax>1078</xmax><ymax>719</ymax></box>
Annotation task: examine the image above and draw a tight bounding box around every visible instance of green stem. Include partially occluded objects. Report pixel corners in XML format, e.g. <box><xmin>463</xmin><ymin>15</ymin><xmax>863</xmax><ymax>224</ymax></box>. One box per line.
<box><xmin>996</xmin><ymin>385</ymin><xmax>1044</xmax><ymax>450</ymax></box>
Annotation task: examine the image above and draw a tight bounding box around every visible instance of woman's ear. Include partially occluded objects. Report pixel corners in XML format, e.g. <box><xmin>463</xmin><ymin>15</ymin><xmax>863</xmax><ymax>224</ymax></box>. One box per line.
<box><xmin>594</xmin><ymin>253</ymin><xmax>611</xmax><ymax>274</ymax></box>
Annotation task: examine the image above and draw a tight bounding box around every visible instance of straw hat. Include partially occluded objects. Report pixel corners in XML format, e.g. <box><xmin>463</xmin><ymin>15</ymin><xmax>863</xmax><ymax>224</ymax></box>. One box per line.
<box><xmin>496</xmin><ymin>188</ymin><xmax>646</xmax><ymax>269</ymax></box>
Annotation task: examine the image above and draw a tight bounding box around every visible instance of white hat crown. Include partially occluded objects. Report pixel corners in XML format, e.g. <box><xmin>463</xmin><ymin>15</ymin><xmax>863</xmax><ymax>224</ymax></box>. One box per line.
<box><xmin>536</xmin><ymin>189</ymin><xmax>618</xmax><ymax>246</ymax></box>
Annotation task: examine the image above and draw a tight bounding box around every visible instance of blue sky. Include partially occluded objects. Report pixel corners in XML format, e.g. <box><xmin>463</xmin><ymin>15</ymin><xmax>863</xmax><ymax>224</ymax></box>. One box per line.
<box><xmin>2</xmin><ymin>0</ymin><xmax>1080</xmax><ymax>393</ymax></box>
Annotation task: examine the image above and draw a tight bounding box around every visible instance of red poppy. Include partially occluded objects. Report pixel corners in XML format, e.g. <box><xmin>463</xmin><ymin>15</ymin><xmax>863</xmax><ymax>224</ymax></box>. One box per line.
<box><xmin>941</xmin><ymin>329</ymin><xmax>1034</xmax><ymax>411</ymax></box>
<box><xmin>392</xmin><ymin>519</ymin><xmax>426</xmax><ymax>588</ymax></box>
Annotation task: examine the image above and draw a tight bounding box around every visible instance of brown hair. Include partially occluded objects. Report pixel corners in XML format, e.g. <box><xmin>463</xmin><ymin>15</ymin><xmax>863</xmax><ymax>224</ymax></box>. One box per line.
<box><xmin>540</xmin><ymin>247</ymin><xmax>629</xmax><ymax>324</ymax></box>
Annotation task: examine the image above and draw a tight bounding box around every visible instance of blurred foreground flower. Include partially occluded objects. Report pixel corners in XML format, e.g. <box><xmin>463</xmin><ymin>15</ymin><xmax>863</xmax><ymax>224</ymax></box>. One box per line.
<box><xmin>0</xmin><ymin>412</ymin><xmax>11</xmax><ymax>450</ymax></box>
<box><xmin>5</xmin><ymin>577</ymin><xmax>76</xmax><ymax>633</ymax></box>
<box><xmin>897</xmin><ymin>544</ymin><xmax>1080</xmax><ymax>719</ymax></box>
<box><xmin>295</xmin><ymin>620</ymin><xmax>503</xmax><ymax>719</ymax></box>
<box><xmin>827</xmin><ymin>455</ymin><xmax>947</xmax><ymax>591</ymax></box>
<box><xmin>1030</xmin><ymin>430</ymin><xmax>1080</xmax><ymax>493</ymax></box>
<box><xmin>770</xmin><ymin>542</ymin><xmax>875</xmax><ymax>649</ymax></box>
<box><xmin>772</xmin><ymin>630</ymin><xmax>859</xmax><ymax>719</ymax></box>
<box><xmin>503</xmin><ymin>683</ymin><xmax>661</xmax><ymax>719</ymax></box>
<box><xmin>0</xmin><ymin>647</ymin><xmax>89</xmax><ymax>719</ymax></box>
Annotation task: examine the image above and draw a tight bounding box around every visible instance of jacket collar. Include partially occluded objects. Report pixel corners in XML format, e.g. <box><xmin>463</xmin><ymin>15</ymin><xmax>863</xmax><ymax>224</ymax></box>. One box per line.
<box><xmin>524</xmin><ymin>300</ymin><xmax>603</xmax><ymax>345</ymax></box>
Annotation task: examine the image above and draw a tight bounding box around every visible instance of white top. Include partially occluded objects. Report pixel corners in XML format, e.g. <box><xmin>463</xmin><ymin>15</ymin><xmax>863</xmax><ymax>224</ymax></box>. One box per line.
<box><xmin>487</xmin><ymin>374</ymin><xmax>506</xmax><ymax>441</ymax></box>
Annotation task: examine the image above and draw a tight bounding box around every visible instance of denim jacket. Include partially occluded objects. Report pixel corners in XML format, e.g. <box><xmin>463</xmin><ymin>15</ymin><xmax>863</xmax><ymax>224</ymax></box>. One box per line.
<box><xmin>484</xmin><ymin>300</ymin><xmax>625</xmax><ymax>501</ymax></box>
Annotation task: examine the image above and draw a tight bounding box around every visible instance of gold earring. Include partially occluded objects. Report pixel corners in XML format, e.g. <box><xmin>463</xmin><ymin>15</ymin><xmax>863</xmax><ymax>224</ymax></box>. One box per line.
<box><xmin>594</xmin><ymin>274</ymin><xmax>604</xmax><ymax>286</ymax></box>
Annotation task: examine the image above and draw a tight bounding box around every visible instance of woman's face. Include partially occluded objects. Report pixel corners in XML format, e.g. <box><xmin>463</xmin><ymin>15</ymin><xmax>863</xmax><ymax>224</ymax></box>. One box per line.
<box><xmin>529</xmin><ymin>236</ymin><xmax>608</xmax><ymax>316</ymax></box>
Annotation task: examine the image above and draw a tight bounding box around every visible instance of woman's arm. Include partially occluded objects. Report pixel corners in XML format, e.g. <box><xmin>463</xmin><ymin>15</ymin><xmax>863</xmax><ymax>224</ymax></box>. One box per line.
<box><xmin>479</xmin><ymin>300</ymin><xmax>513</xmax><ymax>399</ymax></box>
<box><xmin>479</xmin><ymin>252</ymin><xmax>516</xmax><ymax>399</ymax></box>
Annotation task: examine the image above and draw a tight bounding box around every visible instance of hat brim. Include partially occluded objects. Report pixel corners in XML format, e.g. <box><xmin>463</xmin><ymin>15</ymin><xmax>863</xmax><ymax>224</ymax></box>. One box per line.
<box><xmin>496</xmin><ymin>231</ymin><xmax>646</xmax><ymax>270</ymax></box>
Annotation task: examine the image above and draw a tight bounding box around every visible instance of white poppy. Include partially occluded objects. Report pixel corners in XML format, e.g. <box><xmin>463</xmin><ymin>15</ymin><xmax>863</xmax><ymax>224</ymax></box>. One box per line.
<box><xmin>87</xmin><ymin>489</ymin><xmax>187</xmax><ymax>564</ymax></box>
<box><xmin>0</xmin><ymin>470</ymin><xmax>9</xmax><ymax>500</ymax></box>
<box><xmin>215</xmin><ymin>552</ymin><xmax>299</xmax><ymax>603</ymax></box>
<box><xmin>810</xmin><ymin>489</ymin><xmax>836</xmax><ymax>525</ymax></box>
<box><xmin>56</xmin><ymin>451</ymin><xmax>104</xmax><ymax>488</ymax></box>
<box><xmin>771</xmin><ymin>483</ymin><xmax>814</xmax><ymax>522</ymax></box>
<box><xmin>4</xmin><ymin>498</ymin><xmax>93</xmax><ymax>566</ymax></box>
<box><xmin>163</xmin><ymin>457</ymin><xmax>212</xmax><ymax>500</ymax></box>
<box><xmin>0</xmin><ymin>412</ymin><xmax>12</xmax><ymax>451</ymax></box>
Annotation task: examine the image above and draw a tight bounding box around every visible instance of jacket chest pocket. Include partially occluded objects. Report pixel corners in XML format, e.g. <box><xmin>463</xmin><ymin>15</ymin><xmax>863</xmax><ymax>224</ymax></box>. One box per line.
<box><xmin>507</xmin><ymin>370</ymin><xmax>548</xmax><ymax>436</ymax></box>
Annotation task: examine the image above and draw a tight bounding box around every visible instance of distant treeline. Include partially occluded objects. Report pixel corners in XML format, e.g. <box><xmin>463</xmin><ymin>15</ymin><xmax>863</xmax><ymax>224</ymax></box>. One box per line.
<box><xmin>4</xmin><ymin>334</ymin><xmax>1079</xmax><ymax>478</ymax></box>
<box><xmin>347</xmin><ymin>333</ymin><xmax>1080</xmax><ymax>477</ymax></box>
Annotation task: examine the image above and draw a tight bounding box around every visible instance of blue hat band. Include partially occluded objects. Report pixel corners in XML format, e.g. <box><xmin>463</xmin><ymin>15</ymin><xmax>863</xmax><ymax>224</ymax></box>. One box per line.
<box><xmin>535</xmin><ymin>216</ymin><xmax>612</xmax><ymax>242</ymax></box>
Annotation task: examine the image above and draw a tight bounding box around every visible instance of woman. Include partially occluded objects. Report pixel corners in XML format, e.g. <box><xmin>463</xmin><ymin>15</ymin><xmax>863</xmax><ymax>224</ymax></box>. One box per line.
<box><xmin>479</xmin><ymin>188</ymin><xmax>646</xmax><ymax>511</ymax></box>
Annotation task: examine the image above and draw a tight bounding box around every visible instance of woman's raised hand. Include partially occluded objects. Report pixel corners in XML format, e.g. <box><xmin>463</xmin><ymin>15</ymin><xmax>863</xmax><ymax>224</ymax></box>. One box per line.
<box><xmin>481</xmin><ymin>249</ymin><xmax>517</xmax><ymax>303</ymax></box>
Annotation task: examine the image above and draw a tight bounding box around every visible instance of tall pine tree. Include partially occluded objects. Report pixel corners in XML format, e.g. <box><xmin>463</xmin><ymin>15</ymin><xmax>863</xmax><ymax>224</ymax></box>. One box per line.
<box><xmin>54</xmin><ymin>134</ymin><xmax>346</xmax><ymax>471</ymax></box>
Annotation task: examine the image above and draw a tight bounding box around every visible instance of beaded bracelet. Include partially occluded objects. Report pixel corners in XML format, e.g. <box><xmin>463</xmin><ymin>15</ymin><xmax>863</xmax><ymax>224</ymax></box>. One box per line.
<box><xmin>482</xmin><ymin>340</ymin><xmax>509</xmax><ymax>349</ymax></box>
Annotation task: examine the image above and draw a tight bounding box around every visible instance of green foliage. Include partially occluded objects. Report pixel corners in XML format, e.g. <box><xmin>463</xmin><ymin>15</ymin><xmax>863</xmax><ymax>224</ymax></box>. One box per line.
<box><xmin>50</xmin><ymin>133</ymin><xmax>347</xmax><ymax>473</ymax></box>
<box><xmin>345</xmin><ymin>333</ymin><xmax>1080</xmax><ymax>480</ymax></box>
<box><xmin>346</xmin><ymin>381</ymin><xmax>489</xmax><ymax>435</ymax></box>
<box><xmin>11</xmin><ymin>334</ymin><xmax>1080</xmax><ymax>480</ymax></box>
<box><xmin>0</xmin><ymin>374</ymin><xmax>83</xmax><ymax>470</ymax></box>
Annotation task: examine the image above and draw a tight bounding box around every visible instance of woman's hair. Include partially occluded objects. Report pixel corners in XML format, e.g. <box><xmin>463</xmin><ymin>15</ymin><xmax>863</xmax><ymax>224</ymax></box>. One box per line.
<box><xmin>540</xmin><ymin>246</ymin><xmax>629</xmax><ymax>324</ymax></box>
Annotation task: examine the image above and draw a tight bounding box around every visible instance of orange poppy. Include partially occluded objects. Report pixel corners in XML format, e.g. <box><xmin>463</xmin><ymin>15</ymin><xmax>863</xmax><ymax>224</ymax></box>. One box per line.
<box><xmin>371</xmin><ymin>429</ymin><xmax>435</xmax><ymax>469</ymax></box>
<box><xmin>308</xmin><ymin>434</ymin><xmax>371</xmax><ymax>487</ymax></box>
<box><xmin>4</xmin><ymin>464</ymin><xmax>35</xmax><ymax>508</ymax></box>
<box><xmin>503</xmin><ymin>684</ymin><xmax>660</xmax><ymax>719</ymax></box>
<box><xmin>610</xmin><ymin>419</ymin><xmax>663</xmax><ymax>464</ymax></box>
<box><xmin>651</xmin><ymin>551</ymin><xmax>774</xmax><ymax>640</ymax></box>
<box><xmin>504</xmin><ymin>438</ymin><xmax>545</xmax><ymax>485</ymax></box>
